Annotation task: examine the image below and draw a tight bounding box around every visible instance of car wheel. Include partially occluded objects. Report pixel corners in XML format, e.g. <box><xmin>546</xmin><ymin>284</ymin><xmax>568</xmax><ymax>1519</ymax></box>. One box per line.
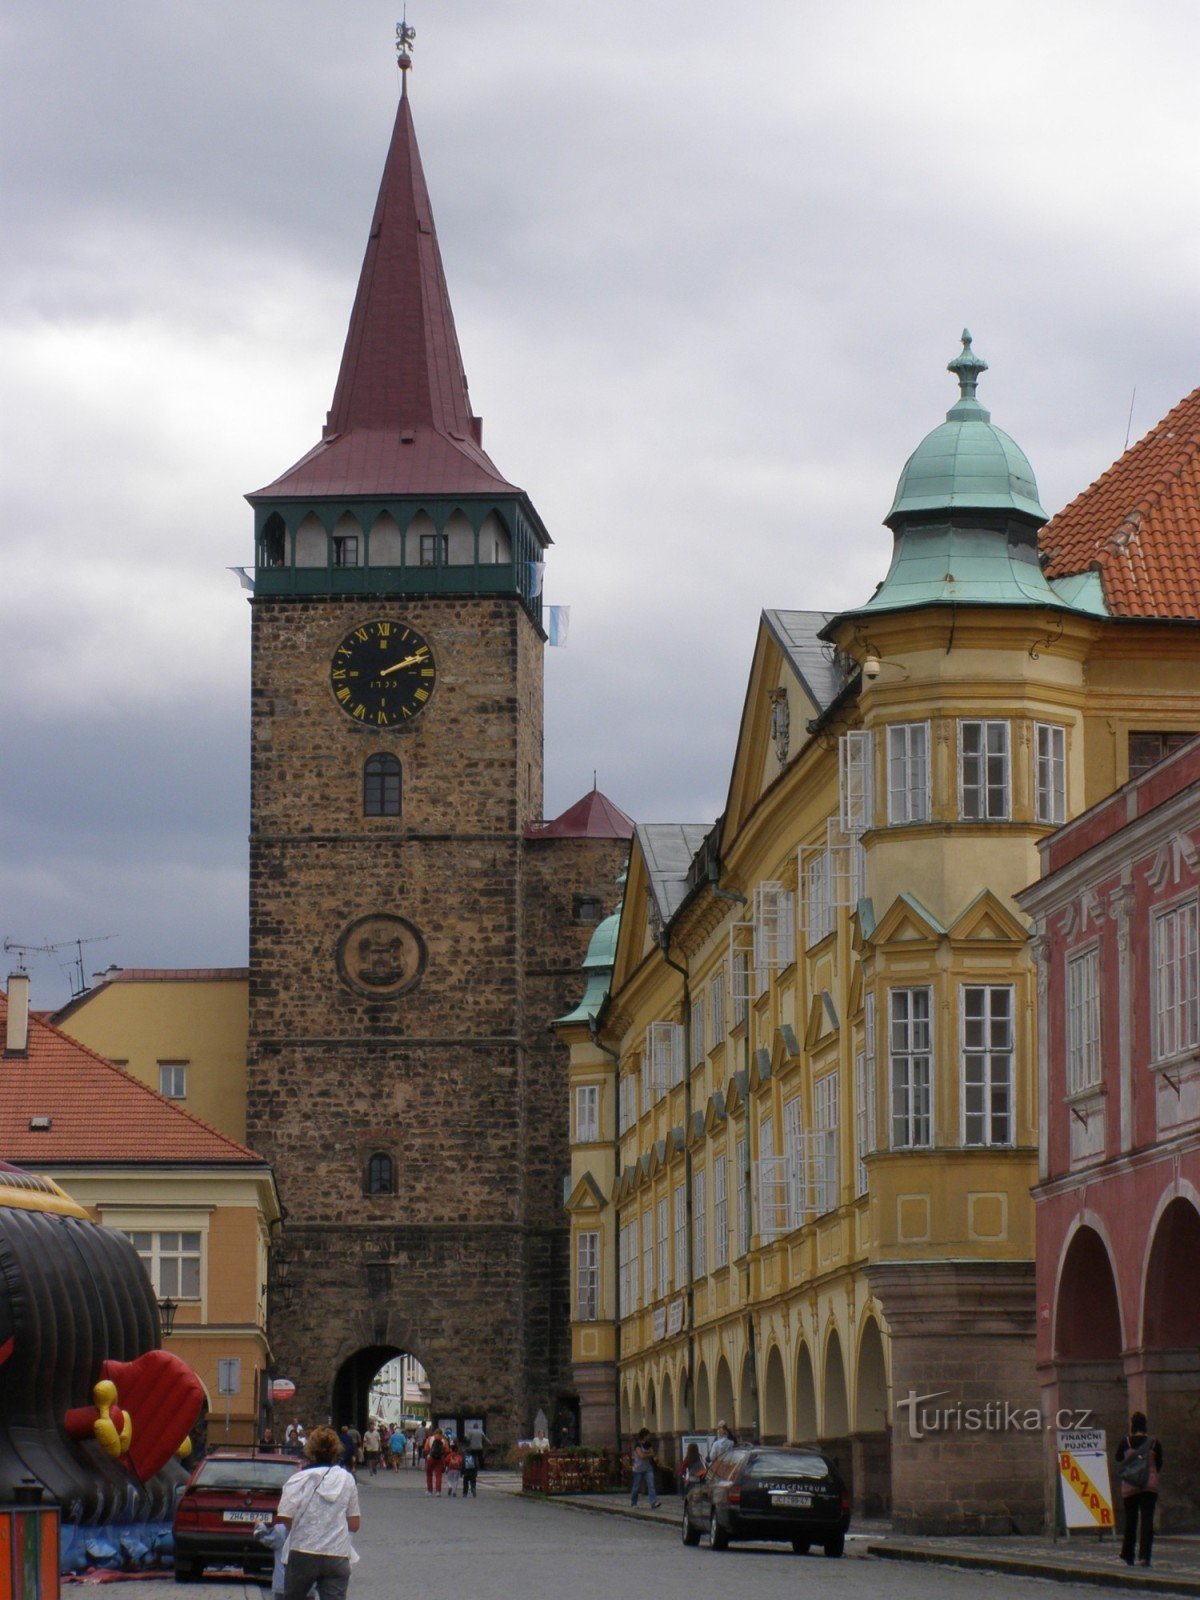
<box><xmin>792</xmin><ymin>1537</ymin><xmax>811</xmax><ymax>1554</ymax></box>
<box><xmin>823</xmin><ymin>1534</ymin><xmax>845</xmax><ymax>1558</ymax></box>
<box><xmin>173</xmin><ymin>1562</ymin><xmax>198</xmax><ymax>1583</ymax></box>
<box><xmin>681</xmin><ymin>1505</ymin><xmax>701</xmax><ymax>1547</ymax></box>
<box><xmin>708</xmin><ymin>1508</ymin><xmax>729</xmax><ymax>1551</ymax></box>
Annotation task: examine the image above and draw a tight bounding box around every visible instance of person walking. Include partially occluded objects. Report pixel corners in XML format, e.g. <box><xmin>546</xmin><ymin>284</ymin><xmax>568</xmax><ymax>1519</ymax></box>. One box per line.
<box><xmin>629</xmin><ymin>1428</ymin><xmax>660</xmax><ymax>1509</ymax></box>
<box><xmin>1117</xmin><ymin>1412</ymin><xmax>1163</xmax><ymax>1568</ymax></box>
<box><xmin>707</xmin><ymin>1421</ymin><xmax>735</xmax><ymax>1466</ymax></box>
<box><xmin>337</xmin><ymin>1427</ymin><xmax>357</xmax><ymax>1475</ymax></box>
<box><xmin>424</xmin><ymin>1427</ymin><xmax>448</xmax><ymax>1495</ymax></box>
<box><xmin>388</xmin><ymin>1425</ymin><xmax>406</xmax><ymax>1472</ymax></box>
<box><xmin>413</xmin><ymin>1423</ymin><xmax>427</xmax><ymax>1471</ymax></box>
<box><xmin>275</xmin><ymin>1425</ymin><xmax>361</xmax><ymax>1600</ymax></box>
<box><xmin>362</xmin><ymin>1424</ymin><xmax>381</xmax><ymax>1477</ymax></box>
<box><xmin>465</xmin><ymin>1421</ymin><xmax>490</xmax><ymax>1471</ymax></box>
<box><xmin>461</xmin><ymin>1446</ymin><xmax>479</xmax><ymax>1499</ymax></box>
<box><xmin>444</xmin><ymin>1441</ymin><xmax>463</xmax><ymax>1498</ymax></box>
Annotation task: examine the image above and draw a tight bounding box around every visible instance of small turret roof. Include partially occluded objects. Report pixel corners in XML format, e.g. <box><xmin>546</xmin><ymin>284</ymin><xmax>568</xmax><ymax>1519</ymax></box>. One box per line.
<box><xmin>887</xmin><ymin>331</ymin><xmax>1047</xmax><ymax>525</ymax></box>
<box><xmin>524</xmin><ymin>788</ymin><xmax>634</xmax><ymax>841</ymax></box>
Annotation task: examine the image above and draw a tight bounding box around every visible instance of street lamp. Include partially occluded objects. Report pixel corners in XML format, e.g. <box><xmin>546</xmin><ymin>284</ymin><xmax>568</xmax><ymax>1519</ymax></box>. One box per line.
<box><xmin>277</xmin><ymin>1273</ymin><xmax>296</xmax><ymax>1312</ymax></box>
<box><xmin>158</xmin><ymin>1296</ymin><xmax>179</xmax><ymax>1337</ymax></box>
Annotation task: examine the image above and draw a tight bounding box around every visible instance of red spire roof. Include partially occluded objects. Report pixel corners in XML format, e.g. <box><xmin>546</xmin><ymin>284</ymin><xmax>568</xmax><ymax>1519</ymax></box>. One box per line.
<box><xmin>250</xmin><ymin>92</ymin><xmax>520</xmax><ymax>502</ymax></box>
<box><xmin>1039</xmin><ymin>385</ymin><xmax>1200</xmax><ymax>619</ymax></box>
<box><xmin>0</xmin><ymin>990</ymin><xmax>265</xmax><ymax>1166</ymax></box>
<box><xmin>525</xmin><ymin>788</ymin><xmax>635</xmax><ymax>841</ymax></box>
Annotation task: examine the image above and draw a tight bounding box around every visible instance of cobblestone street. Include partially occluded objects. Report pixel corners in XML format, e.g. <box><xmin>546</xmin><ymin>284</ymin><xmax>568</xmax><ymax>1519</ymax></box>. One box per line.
<box><xmin>90</xmin><ymin>1468</ymin><xmax>1147</xmax><ymax>1600</ymax></box>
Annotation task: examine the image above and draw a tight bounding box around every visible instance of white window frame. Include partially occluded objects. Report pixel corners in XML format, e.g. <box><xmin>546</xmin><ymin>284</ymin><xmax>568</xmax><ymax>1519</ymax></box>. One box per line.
<box><xmin>1066</xmin><ymin>946</ymin><xmax>1101</xmax><ymax>1095</ymax></box>
<box><xmin>1153</xmin><ymin>899</ymin><xmax>1200</xmax><ymax>1062</ymax></box>
<box><xmin>839</xmin><ymin>729</ymin><xmax>875</xmax><ymax>835</ymax></box>
<box><xmin>958</xmin><ymin>719</ymin><xmax>1011</xmax><ymax>821</ymax></box>
<box><xmin>617</xmin><ymin>1221</ymin><xmax>630</xmax><ymax>1316</ymax></box>
<box><xmin>125</xmin><ymin>1229</ymin><xmax>202</xmax><ymax>1299</ymax></box>
<box><xmin>692</xmin><ymin>1168</ymin><xmax>707</xmax><ymax>1279</ymax></box>
<box><xmin>803</xmin><ymin>848</ymin><xmax>834</xmax><ymax>945</ymax></box>
<box><xmin>887</xmin><ymin>721</ymin><xmax>931</xmax><ymax>824</ymax></box>
<box><xmin>656</xmin><ymin>1196</ymin><xmax>670</xmax><ymax>1299</ymax></box>
<box><xmin>642</xmin><ymin>1210</ymin><xmax>653</xmax><ymax>1306</ymax></box>
<box><xmin>709</xmin><ymin>969</ymin><xmax>726</xmax><ymax>1045</ymax></box>
<box><xmin>1035</xmin><ymin>722</ymin><xmax>1067</xmax><ymax>826</ymax></box>
<box><xmin>735</xmin><ymin>1136</ymin><xmax>749</xmax><ymax>1256</ymax></box>
<box><xmin>673</xmin><ymin>1184</ymin><xmax>687</xmax><ymax>1291</ymax></box>
<box><xmin>158</xmin><ymin>1061</ymin><xmax>188</xmax><ymax>1099</ymax></box>
<box><xmin>961</xmin><ymin>984</ymin><xmax>1014</xmax><ymax>1147</ymax></box>
<box><xmin>752</xmin><ymin>881</ymin><xmax>796</xmax><ymax>974</ymax></box>
<box><xmin>690</xmin><ymin>996</ymin><xmax>706</xmax><ymax>1069</ymax></box>
<box><xmin>814</xmin><ymin>1072</ymin><xmax>840</xmax><ymax>1213</ymax></box>
<box><xmin>575</xmin><ymin>1083</ymin><xmax>599</xmax><ymax>1144</ymax></box>
<box><xmin>729</xmin><ymin>935</ymin><xmax>752</xmax><ymax>1025</ymax></box>
<box><xmin>890</xmin><ymin>987</ymin><xmax>933</xmax><ymax>1149</ymax></box>
<box><xmin>577</xmin><ymin>1230</ymin><xmax>600</xmax><ymax>1322</ymax></box>
<box><xmin>855</xmin><ymin>992</ymin><xmax>877</xmax><ymax>1195</ymax></box>
<box><xmin>783</xmin><ymin>1095</ymin><xmax>806</xmax><ymax>1228</ymax></box>
<box><xmin>646</xmin><ymin>1022</ymin><xmax>684</xmax><ymax>1095</ymax></box>
<box><xmin>712</xmin><ymin>1155</ymin><xmax>729</xmax><ymax>1270</ymax></box>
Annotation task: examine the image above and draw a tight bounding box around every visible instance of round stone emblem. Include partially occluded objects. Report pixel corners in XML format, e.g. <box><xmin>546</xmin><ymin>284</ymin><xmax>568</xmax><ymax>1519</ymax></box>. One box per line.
<box><xmin>336</xmin><ymin>913</ymin><xmax>426</xmax><ymax>1000</ymax></box>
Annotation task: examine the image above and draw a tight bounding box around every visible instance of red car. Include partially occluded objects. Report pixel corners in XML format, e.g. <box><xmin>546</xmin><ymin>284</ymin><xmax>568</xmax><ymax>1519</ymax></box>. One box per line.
<box><xmin>173</xmin><ymin>1452</ymin><xmax>299</xmax><ymax>1583</ymax></box>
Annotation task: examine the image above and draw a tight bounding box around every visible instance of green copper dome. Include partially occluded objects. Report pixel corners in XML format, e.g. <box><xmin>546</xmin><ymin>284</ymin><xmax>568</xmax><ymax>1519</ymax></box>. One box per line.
<box><xmin>886</xmin><ymin>332</ymin><xmax>1047</xmax><ymax>525</ymax></box>
<box><xmin>554</xmin><ymin>906</ymin><xmax>621</xmax><ymax>1026</ymax></box>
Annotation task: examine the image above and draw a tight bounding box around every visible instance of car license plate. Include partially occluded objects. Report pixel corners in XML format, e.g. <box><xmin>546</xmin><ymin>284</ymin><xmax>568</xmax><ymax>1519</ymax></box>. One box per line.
<box><xmin>222</xmin><ymin>1511</ymin><xmax>260</xmax><ymax>1524</ymax></box>
<box><xmin>774</xmin><ymin>1492</ymin><xmax>812</xmax><ymax>1507</ymax></box>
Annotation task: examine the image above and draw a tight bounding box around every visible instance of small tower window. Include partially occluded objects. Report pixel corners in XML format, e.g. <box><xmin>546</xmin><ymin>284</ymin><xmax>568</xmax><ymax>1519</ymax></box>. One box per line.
<box><xmin>364</xmin><ymin>754</ymin><xmax>402</xmax><ymax>817</ymax></box>
<box><xmin>574</xmin><ymin>895</ymin><xmax>603</xmax><ymax>923</ymax></box>
<box><xmin>261</xmin><ymin>513</ymin><xmax>286</xmax><ymax>568</ymax></box>
<box><xmin>420</xmin><ymin>533</ymin><xmax>448</xmax><ymax>566</ymax></box>
<box><xmin>332</xmin><ymin>533</ymin><xmax>359</xmax><ymax>568</ymax></box>
<box><xmin>366</xmin><ymin>1152</ymin><xmax>395</xmax><ymax>1196</ymax></box>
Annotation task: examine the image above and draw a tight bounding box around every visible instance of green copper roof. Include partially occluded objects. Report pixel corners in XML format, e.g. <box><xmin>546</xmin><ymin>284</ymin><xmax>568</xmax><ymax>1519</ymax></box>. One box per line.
<box><xmin>887</xmin><ymin>332</ymin><xmax>1047</xmax><ymax>525</ymax></box>
<box><xmin>554</xmin><ymin>907</ymin><xmax>620</xmax><ymax>1026</ymax></box>
<box><xmin>854</xmin><ymin>522</ymin><xmax>1075</xmax><ymax>615</ymax></box>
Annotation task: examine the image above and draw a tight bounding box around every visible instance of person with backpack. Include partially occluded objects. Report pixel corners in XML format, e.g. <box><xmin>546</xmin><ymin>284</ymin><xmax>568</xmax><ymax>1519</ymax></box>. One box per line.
<box><xmin>1116</xmin><ymin>1411</ymin><xmax>1163</xmax><ymax>1567</ymax></box>
<box><xmin>425</xmin><ymin>1427</ymin><xmax>449</xmax><ymax>1495</ymax></box>
<box><xmin>461</xmin><ymin>1446</ymin><xmax>479</xmax><ymax>1499</ymax></box>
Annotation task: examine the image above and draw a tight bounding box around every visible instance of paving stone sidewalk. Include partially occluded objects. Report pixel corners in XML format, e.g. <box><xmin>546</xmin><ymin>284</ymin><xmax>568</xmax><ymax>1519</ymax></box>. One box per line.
<box><xmin>512</xmin><ymin>1484</ymin><xmax>1200</xmax><ymax>1595</ymax></box>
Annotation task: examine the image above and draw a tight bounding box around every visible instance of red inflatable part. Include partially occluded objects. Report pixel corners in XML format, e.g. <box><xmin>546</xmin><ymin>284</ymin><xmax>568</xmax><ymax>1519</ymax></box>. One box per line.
<box><xmin>99</xmin><ymin>1351</ymin><xmax>206</xmax><ymax>1481</ymax></box>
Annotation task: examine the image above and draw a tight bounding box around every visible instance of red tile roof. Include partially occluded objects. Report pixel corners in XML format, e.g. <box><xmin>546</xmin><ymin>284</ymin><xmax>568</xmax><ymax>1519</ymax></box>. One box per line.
<box><xmin>249</xmin><ymin>93</ymin><xmax>519</xmax><ymax>503</ymax></box>
<box><xmin>102</xmin><ymin>969</ymin><xmax>249</xmax><ymax>983</ymax></box>
<box><xmin>525</xmin><ymin>788</ymin><xmax>635</xmax><ymax>841</ymax></box>
<box><xmin>1039</xmin><ymin>386</ymin><xmax>1200</xmax><ymax>618</ymax></box>
<box><xmin>0</xmin><ymin>991</ymin><xmax>264</xmax><ymax>1166</ymax></box>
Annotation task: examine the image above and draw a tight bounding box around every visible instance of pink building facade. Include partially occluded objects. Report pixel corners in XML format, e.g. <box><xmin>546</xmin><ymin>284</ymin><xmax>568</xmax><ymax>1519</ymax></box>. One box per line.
<box><xmin>1019</xmin><ymin>738</ymin><xmax>1200</xmax><ymax>1529</ymax></box>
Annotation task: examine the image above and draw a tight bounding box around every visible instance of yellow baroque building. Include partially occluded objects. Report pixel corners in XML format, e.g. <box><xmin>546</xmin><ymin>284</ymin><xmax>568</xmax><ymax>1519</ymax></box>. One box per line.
<box><xmin>559</xmin><ymin>337</ymin><xmax>1200</xmax><ymax>1533</ymax></box>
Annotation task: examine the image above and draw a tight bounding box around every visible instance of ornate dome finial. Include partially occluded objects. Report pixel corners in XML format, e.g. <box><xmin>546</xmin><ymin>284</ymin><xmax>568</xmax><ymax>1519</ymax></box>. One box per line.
<box><xmin>947</xmin><ymin>328</ymin><xmax>988</xmax><ymax>404</ymax></box>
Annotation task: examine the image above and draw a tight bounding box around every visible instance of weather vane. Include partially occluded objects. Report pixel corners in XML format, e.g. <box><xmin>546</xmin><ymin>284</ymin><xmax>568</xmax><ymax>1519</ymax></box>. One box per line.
<box><xmin>396</xmin><ymin>11</ymin><xmax>416</xmax><ymax>78</ymax></box>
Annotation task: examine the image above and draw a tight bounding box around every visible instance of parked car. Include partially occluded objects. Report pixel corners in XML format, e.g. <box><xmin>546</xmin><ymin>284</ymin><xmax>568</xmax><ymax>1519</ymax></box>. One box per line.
<box><xmin>681</xmin><ymin>1445</ymin><xmax>851</xmax><ymax>1555</ymax></box>
<box><xmin>173</xmin><ymin>1452</ymin><xmax>300</xmax><ymax>1582</ymax></box>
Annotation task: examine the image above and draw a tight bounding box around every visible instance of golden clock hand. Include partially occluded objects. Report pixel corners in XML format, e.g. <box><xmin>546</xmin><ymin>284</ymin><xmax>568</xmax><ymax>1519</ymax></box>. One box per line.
<box><xmin>378</xmin><ymin>649</ymin><xmax>429</xmax><ymax>677</ymax></box>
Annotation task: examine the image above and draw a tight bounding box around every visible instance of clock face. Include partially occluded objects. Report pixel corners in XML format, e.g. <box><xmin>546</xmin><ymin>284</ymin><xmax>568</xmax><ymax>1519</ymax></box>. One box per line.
<box><xmin>330</xmin><ymin>619</ymin><xmax>436</xmax><ymax>727</ymax></box>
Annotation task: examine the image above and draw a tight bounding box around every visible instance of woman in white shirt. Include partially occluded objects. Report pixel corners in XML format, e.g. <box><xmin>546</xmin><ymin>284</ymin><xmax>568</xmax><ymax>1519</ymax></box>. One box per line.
<box><xmin>276</xmin><ymin>1426</ymin><xmax>361</xmax><ymax>1600</ymax></box>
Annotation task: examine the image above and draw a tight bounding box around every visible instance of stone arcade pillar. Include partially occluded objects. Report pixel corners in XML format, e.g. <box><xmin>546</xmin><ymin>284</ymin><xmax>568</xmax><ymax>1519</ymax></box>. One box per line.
<box><xmin>869</xmin><ymin>1260</ymin><xmax>1041</xmax><ymax>1533</ymax></box>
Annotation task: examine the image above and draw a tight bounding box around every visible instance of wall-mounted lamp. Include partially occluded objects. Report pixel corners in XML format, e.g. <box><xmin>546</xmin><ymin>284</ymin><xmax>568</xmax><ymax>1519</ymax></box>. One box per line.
<box><xmin>158</xmin><ymin>1297</ymin><xmax>179</xmax><ymax>1337</ymax></box>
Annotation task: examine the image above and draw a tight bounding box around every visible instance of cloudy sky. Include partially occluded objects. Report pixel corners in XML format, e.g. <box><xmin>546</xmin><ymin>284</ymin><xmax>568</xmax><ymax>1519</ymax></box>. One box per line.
<box><xmin>5</xmin><ymin>1</ymin><xmax>1200</xmax><ymax>1004</ymax></box>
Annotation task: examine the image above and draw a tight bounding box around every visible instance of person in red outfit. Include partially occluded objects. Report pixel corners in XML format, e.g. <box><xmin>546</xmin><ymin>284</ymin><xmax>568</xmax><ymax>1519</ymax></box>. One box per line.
<box><xmin>424</xmin><ymin>1427</ymin><xmax>448</xmax><ymax>1495</ymax></box>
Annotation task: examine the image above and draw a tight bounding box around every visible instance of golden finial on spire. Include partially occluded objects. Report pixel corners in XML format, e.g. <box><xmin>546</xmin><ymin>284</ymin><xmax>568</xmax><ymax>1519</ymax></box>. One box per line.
<box><xmin>396</xmin><ymin>11</ymin><xmax>416</xmax><ymax>91</ymax></box>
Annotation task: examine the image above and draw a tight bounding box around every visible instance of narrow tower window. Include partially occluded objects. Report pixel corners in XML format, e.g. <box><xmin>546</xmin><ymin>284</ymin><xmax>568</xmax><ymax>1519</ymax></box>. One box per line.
<box><xmin>365</xmin><ymin>1152</ymin><xmax>395</xmax><ymax>1195</ymax></box>
<box><xmin>364</xmin><ymin>753</ymin><xmax>402</xmax><ymax>817</ymax></box>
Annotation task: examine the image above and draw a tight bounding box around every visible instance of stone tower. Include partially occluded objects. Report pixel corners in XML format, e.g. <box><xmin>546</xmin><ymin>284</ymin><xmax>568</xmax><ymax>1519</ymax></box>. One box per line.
<box><xmin>244</xmin><ymin>78</ymin><xmax>630</xmax><ymax>1441</ymax></box>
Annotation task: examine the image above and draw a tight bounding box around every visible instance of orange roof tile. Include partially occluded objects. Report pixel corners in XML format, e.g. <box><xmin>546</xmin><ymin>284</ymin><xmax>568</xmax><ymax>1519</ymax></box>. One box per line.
<box><xmin>1040</xmin><ymin>386</ymin><xmax>1200</xmax><ymax>619</ymax></box>
<box><xmin>0</xmin><ymin>990</ymin><xmax>263</xmax><ymax>1166</ymax></box>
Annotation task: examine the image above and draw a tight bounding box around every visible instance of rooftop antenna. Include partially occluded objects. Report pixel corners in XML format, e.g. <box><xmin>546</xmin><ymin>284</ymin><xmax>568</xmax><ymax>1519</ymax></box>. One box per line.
<box><xmin>3</xmin><ymin>934</ymin><xmax>117</xmax><ymax>999</ymax></box>
<box><xmin>396</xmin><ymin>11</ymin><xmax>416</xmax><ymax>93</ymax></box>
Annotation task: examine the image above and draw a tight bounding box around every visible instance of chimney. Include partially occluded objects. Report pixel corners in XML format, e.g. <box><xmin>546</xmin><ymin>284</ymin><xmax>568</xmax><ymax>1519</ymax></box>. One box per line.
<box><xmin>5</xmin><ymin>972</ymin><xmax>30</xmax><ymax>1056</ymax></box>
